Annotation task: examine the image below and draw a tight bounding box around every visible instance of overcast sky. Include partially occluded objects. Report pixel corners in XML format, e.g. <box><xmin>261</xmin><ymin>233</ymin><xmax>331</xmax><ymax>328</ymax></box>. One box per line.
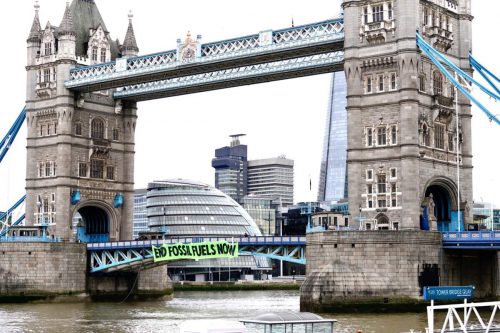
<box><xmin>0</xmin><ymin>0</ymin><xmax>498</xmax><ymax>211</ymax></box>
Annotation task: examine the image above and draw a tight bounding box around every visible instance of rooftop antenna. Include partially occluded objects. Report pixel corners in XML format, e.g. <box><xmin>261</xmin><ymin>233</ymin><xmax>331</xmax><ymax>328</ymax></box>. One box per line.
<box><xmin>229</xmin><ymin>134</ymin><xmax>246</xmax><ymax>147</ymax></box>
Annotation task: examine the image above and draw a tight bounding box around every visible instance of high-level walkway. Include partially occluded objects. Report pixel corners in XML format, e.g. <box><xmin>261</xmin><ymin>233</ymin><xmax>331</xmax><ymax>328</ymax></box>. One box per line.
<box><xmin>65</xmin><ymin>19</ymin><xmax>344</xmax><ymax>100</ymax></box>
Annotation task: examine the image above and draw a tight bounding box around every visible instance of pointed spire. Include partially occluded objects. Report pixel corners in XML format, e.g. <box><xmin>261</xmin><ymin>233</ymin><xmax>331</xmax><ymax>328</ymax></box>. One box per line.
<box><xmin>59</xmin><ymin>1</ymin><xmax>75</xmax><ymax>36</ymax></box>
<box><xmin>28</xmin><ymin>1</ymin><xmax>41</xmax><ymax>42</ymax></box>
<box><xmin>122</xmin><ymin>10</ymin><xmax>139</xmax><ymax>55</ymax></box>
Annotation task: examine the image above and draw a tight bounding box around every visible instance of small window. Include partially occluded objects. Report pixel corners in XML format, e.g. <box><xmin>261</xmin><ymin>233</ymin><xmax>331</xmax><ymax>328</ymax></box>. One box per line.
<box><xmin>365</xmin><ymin>222</ymin><xmax>372</xmax><ymax>230</ymax></box>
<box><xmin>391</xmin><ymin>125</ymin><xmax>397</xmax><ymax>145</ymax></box>
<box><xmin>367</xmin><ymin>184</ymin><xmax>373</xmax><ymax>194</ymax></box>
<box><xmin>391</xmin><ymin>195</ymin><xmax>397</xmax><ymax>207</ymax></box>
<box><xmin>422</xmin><ymin>124</ymin><xmax>430</xmax><ymax>146</ymax></box>
<box><xmin>366</xmin><ymin>169</ymin><xmax>373</xmax><ymax>181</ymax></box>
<box><xmin>75</xmin><ymin>122</ymin><xmax>82</xmax><ymax>136</ymax></box>
<box><xmin>366</xmin><ymin>76</ymin><xmax>372</xmax><ymax>93</ymax></box>
<box><xmin>388</xmin><ymin>3</ymin><xmax>393</xmax><ymax>20</ymax></box>
<box><xmin>344</xmin><ymin>217</ymin><xmax>349</xmax><ymax>227</ymax></box>
<box><xmin>106</xmin><ymin>165</ymin><xmax>115</xmax><ymax>180</ymax></box>
<box><xmin>419</xmin><ymin>75</ymin><xmax>426</xmax><ymax>92</ymax></box>
<box><xmin>78</xmin><ymin>162</ymin><xmax>87</xmax><ymax>177</ymax></box>
<box><xmin>92</xmin><ymin>46</ymin><xmax>98</xmax><ymax>61</ymax></box>
<box><xmin>391</xmin><ymin>183</ymin><xmax>397</xmax><ymax>193</ymax></box>
<box><xmin>434</xmin><ymin>124</ymin><xmax>445</xmax><ymax>149</ymax></box>
<box><xmin>378</xmin><ymin>74</ymin><xmax>384</xmax><ymax>92</ymax></box>
<box><xmin>390</xmin><ymin>168</ymin><xmax>397</xmax><ymax>179</ymax></box>
<box><xmin>91</xmin><ymin>118</ymin><xmax>105</xmax><ymax>139</ymax></box>
<box><xmin>433</xmin><ymin>71</ymin><xmax>443</xmax><ymax>95</ymax></box>
<box><xmin>367</xmin><ymin>128</ymin><xmax>373</xmax><ymax>146</ymax></box>
<box><xmin>372</xmin><ymin>5</ymin><xmax>383</xmax><ymax>22</ymax></box>
<box><xmin>44</xmin><ymin>42</ymin><xmax>52</xmax><ymax>56</ymax></box>
<box><xmin>112</xmin><ymin>128</ymin><xmax>119</xmax><ymax>141</ymax></box>
<box><xmin>448</xmin><ymin>133</ymin><xmax>454</xmax><ymax>151</ymax></box>
<box><xmin>54</xmin><ymin>122</ymin><xmax>57</xmax><ymax>135</ymax></box>
<box><xmin>90</xmin><ymin>159</ymin><xmax>104</xmax><ymax>179</ymax></box>
<box><xmin>100</xmin><ymin>48</ymin><xmax>106</xmax><ymax>63</ymax></box>
<box><xmin>392</xmin><ymin>222</ymin><xmax>399</xmax><ymax>230</ymax></box>
<box><xmin>40</xmin><ymin>125</ymin><xmax>44</xmax><ymax>137</ymax></box>
<box><xmin>424</xmin><ymin>8</ymin><xmax>429</xmax><ymax>26</ymax></box>
<box><xmin>45</xmin><ymin>162</ymin><xmax>52</xmax><ymax>177</ymax></box>
<box><xmin>47</xmin><ymin>124</ymin><xmax>51</xmax><ymax>136</ymax></box>
<box><xmin>378</xmin><ymin>199</ymin><xmax>387</xmax><ymax>208</ymax></box>
<box><xmin>368</xmin><ymin>198</ymin><xmax>373</xmax><ymax>208</ymax></box>
<box><xmin>377</xmin><ymin>174</ymin><xmax>387</xmax><ymax>194</ymax></box>
<box><xmin>363</xmin><ymin>7</ymin><xmax>369</xmax><ymax>24</ymax></box>
<box><xmin>390</xmin><ymin>73</ymin><xmax>396</xmax><ymax>90</ymax></box>
<box><xmin>377</xmin><ymin>127</ymin><xmax>387</xmax><ymax>145</ymax></box>
<box><xmin>51</xmin><ymin>193</ymin><xmax>55</xmax><ymax>202</ymax></box>
<box><xmin>43</xmin><ymin>69</ymin><xmax>51</xmax><ymax>83</ymax></box>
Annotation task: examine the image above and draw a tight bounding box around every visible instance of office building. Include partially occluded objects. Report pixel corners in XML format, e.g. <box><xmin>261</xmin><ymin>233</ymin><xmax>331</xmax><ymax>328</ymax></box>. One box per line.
<box><xmin>241</xmin><ymin>196</ymin><xmax>276</xmax><ymax>235</ymax></box>
<box><xmin>317</xmin><ymin>71</ymin><xmax>348</xmax><ymax>204</ymax></box>
<box><xmin>133</xmin><ymin>189</ymin><xmax>148</xmax><ymax>238</ymax></box>
<box><xmin>211</xmin><ymin>134</ymin><xmax>248</xmax><ymax>204</ymax></box>
<box><xmin>247</xmin><ymin>157</ymin><xmax>294</xmax><ymax>207</ymax></box>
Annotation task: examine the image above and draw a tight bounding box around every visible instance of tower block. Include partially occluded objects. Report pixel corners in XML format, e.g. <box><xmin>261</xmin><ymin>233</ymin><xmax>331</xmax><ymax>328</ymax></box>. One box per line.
<box><xmin>25</xmin><ymin>0</ymin><xmax>139</xmax><ymax>241</ymax></box>
<box><xmin>344</xmin><ymin>0</ymin><xmax>473</xmax><ymax>231</ymax></box>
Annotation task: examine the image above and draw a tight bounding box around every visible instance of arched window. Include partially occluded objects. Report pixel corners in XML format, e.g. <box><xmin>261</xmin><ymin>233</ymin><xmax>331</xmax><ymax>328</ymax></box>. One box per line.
<box><xmin>92</xmin><ymin>46</ymin><xmax>98</xmax><ymax>61</ymax></box>
<box><xmin>75</xmin><ymin>122</ymin><xmax>82</xmax><ymax>136</ymax></box>
<box><xmin>100</xmin><ymin>48</ymin><xmax>106</xmax><ymax>63</ymax></box>
<box><xmin>422</xmin><ymin>124</ymin><xmax>430</xmax><ymax>146</ymax></box>
<box><xmin>91</xmin><ymin>118</ymin><xmax>105</xmax><ymax>139</ymax></box>
<box><xmin>433</xmin><ymin>71</ymin><xmax>443</xmax><ymax>95</ymax></box>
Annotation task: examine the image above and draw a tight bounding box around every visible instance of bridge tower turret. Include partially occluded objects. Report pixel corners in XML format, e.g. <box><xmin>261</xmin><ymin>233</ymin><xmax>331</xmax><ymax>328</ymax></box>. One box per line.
<box><xmin>25</xmin><ymin>0</ymin><xmax>137</xmax><ymax>241</ymax></box>
<box><xmin>343</xmin><ymin>0</ymin><xmax>473</xmax><ymax>230</ymax></box>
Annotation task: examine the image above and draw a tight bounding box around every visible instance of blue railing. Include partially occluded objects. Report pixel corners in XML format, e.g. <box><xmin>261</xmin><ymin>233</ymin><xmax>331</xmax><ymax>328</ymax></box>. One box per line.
<box><xmin>87</xmin><ymin>235</ymin><xmax>306</xmax><ymax>250</ymax></box>
<box><xmin>442</xmin><ymin>231</ymin><xmax>500</xmax><ymax>249</ymax></box>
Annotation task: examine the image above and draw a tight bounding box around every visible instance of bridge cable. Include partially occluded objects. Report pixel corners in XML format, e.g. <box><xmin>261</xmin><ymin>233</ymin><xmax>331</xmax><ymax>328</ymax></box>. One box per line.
<box><xmin>416</xmin><ymin>33</ymin><xmax>500</xmax><ymax>125</ymax></box>
<box><xmin>469</xmin><ymin>52</ymin><xmax>500</xmax><ymax>96</ymax></box>
<box><xmin>0</xmin><ymin>107</ymin><xmax>26</xmax><ymax>164</ymax></box>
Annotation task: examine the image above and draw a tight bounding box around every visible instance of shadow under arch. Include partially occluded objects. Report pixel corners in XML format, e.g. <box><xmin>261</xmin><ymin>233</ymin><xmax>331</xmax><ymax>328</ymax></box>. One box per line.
<box><xmin>421</xmin><ymin>176</ymin><xmax>461</xmax><ymax>232</ymax></box>
<box><xmin>73</xmin><ymin>200</ymin><xmax>117</xmax><ymax>242</ymax></box>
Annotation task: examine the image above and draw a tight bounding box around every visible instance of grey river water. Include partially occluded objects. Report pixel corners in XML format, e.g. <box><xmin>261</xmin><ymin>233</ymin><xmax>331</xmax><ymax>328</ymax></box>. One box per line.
<box><xmin>0</xmin><ymin>290</ymin><xmax>430</xmax><ymax>333</ymax></box>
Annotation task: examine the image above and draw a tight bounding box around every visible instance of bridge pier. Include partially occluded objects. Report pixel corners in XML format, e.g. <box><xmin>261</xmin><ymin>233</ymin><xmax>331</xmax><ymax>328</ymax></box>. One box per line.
<box><xmin>0</xmin><ymin>242</ymin><xmax>172</xmax><ymax>302</ymax></box>
<box><xmin>88</xmin><ymin>265</ymin><xmax>172</xmax><ymax>301</ymax></box>
<box><xmin>300</xmin><ymin>231</ymin><xmax>442</xmax><ymax>312</ymax></box>
<box><xmin>441</xmin><ymin>249</ymin><xmax>499</xmax><ymax>299</ymax></box>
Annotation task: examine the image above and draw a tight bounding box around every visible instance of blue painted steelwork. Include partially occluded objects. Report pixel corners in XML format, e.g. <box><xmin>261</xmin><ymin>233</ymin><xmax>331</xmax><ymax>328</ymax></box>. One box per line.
<box><xmin>70</xmin><ymin>190</ymin><xmax>81</xmax><ymax>205</ymax></box>
<box><xmin>0</xmin><ymin>195</ymin><xmax>27</xmax><ymax>237</ymax></box>
<box><xmin>0</xmin><ymin>107</ymin><xmax>26</xmax><ymax>164</ymax></box>
<box><xmin>113</xmin><ymin>193</ymin><xmax>123</xmax><ymax>208</ymax></box>
<box><xmin>469</xmin><ymin>52</ymin><xmax>500</xmax><ymax>96</ymax></box>
<box><xmin>442</xmin><ymin>231</ymin><xmax>500</xmax><ymax>249</ymax></box>
<box><xmin>0</xmin><ymin>236</ymin><xmax>60</xmax><ymax>243</ymax></box>
<box><xmin>416</xmin><ymin>33</ymin><xmax>500</xmax><ymax>125</ymax></box>
<box><xmin>88</xmin><ymin>236</ymin><xmax>306</xmax><ymax>273</ymax></box>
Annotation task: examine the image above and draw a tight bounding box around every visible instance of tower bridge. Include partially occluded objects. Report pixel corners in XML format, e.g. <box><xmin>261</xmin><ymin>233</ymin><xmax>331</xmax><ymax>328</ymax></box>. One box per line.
<box><xmin>0</xmin><ymin>0</ymin><xmax>498</xmax><ymax>306</ymax></box>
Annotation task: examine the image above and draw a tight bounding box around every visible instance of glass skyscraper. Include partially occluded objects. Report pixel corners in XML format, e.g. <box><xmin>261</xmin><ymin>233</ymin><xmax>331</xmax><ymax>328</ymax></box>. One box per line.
<box><xmin>318</xmin><ymin>71</ymin><xmax>348</xmax><ymax>203</ymax></box>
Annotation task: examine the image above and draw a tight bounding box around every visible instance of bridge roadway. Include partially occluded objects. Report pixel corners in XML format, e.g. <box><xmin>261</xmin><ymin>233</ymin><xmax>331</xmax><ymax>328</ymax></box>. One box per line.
<box><xmin>65</xmin><ymin>19</ymin><xmax>344</xmax><ymax>101</ymax></box>
<box><xmin>442</xmin><ymin>231</ymin><xmax>500</xmax><ymax>249</ymax></box>
<box><xmin>87</xmin><ymin>235</ymin><xmax>306</xmax><ymax>273</ymax></box>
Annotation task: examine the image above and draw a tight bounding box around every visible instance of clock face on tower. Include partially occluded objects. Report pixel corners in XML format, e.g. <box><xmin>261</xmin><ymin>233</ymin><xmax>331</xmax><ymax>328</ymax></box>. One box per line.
<box><xmin>182</xmin><ymin>47</ymin><xmax>195</xmax><ymax>61</ymax></box>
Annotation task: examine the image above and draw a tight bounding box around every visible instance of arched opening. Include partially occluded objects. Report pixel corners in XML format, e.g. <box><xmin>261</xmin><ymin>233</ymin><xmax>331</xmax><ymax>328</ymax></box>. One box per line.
<box><xmin>375</xmin><ymin>214</ymin><xmax>390</xmax><ymax>230</ymax></box>
<box><xmin>421</xmin><ymin>180</ymin><xmax>459</xmax><ymax>232</ymax></box>
<box><xmin>74</xmin><ymin>205</ymin><xmax>110</xmax><ymax>242</ymax></box>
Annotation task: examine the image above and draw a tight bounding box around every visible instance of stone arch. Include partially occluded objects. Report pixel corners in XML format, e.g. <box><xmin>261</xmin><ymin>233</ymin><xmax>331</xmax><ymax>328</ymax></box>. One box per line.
<box><xmin>72</xmin><ymin>200</ymin><xmax>118</xmax><ymax>242</ymax></box>
<box><xmin>421</xmin><ymin>176</ymin><xmax>459</xmax><ymax>231</ymax></box>
<box><xmin>375</xmin><ymin>213</ymin><xmax>390</xmax><ymax>230</ymax></box>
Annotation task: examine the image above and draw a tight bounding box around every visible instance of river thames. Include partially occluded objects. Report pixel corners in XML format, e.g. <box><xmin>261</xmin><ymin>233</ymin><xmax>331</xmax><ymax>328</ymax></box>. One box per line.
<box><xmin>0</xmin><ymin>290</ymin><xmax>430</xmax><ymax>332</ymax></box>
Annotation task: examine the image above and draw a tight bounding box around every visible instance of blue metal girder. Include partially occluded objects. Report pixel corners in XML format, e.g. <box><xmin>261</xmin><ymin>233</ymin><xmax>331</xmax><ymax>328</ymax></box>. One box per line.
<box><xmin>113</xmin><ymin>51</ymin><xmax>344</xmax><ymax>101</ymax></box>
<box><xmin>0</xmin><ymin>107</ymin><xmax>26</xmax><ymax>164</ymax></box>
<box><xmin>442</xmin><ymin>231</ymin><xmax>500</xmax><ymax>250</ymax></box>
<box><xmin>0</xmin><ymin>196</ymin><xmax>26</xmax><ymax>237</ymax></box>
<box><xmin>88</xmin><ymin>236</ymin><xmax>306</xmax><ymax>273</ymax></box>
<box><xmin>65</xmin><ymin>18</ymin><xmax>344</xmax><ymax>92</ymax></box>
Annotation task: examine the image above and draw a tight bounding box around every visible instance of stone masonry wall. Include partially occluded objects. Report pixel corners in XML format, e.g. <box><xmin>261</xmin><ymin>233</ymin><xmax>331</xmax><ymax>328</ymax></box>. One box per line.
<box><xmin>301</xmin><ymin>231</ymin><xmax>441</xmax><ymax>311</ymax></box>
<box><xmin>0</xmin><ymin>242</ymin><xmax>86</xmax><ymax>299</ymax></box>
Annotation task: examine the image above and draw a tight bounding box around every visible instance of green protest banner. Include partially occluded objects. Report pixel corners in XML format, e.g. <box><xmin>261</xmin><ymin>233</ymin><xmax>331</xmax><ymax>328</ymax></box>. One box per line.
<box><xmin>152</xmin><ymin>240</ymin><xmax>239</xmax><ymax>262</ymax></box>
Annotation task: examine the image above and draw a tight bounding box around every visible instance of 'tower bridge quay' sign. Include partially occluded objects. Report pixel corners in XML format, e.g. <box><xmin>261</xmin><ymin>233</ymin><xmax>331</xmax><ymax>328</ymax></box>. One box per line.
<box><xmin>423</xmin><ymin>286</ymin><xmax>475</xmax><ymax>301</ymax></box>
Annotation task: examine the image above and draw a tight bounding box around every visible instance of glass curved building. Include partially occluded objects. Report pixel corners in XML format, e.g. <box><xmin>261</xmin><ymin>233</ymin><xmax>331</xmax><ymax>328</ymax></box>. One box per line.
<box><xmin>146</xmin><ymin>179</ymin><xmax>270</xmax><ymax>280</ymax></box>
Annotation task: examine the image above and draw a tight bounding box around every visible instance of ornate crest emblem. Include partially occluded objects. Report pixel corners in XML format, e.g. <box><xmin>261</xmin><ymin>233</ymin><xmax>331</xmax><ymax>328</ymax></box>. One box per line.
<box><xmin>179</xmin><ymin>31</ymin><xmax>197</xmax><ymax>62</ymax></box>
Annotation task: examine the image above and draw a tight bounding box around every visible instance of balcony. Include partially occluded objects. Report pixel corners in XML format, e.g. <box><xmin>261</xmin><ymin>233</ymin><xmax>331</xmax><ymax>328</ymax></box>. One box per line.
<box><xmin>91</xmin><ymin>138</ymin><xmax>111</xmax><ymax>153</ymax></box>
<box><xmin>35</xmin><ymin>81</ymin><xmax>57</xmax><ymax>98</ymax></box>
<box><xmin>424</xmin><ymin>25</ymin><xmax>453</xmax><ymax>52</ymax></box>
<box><xmin>361</xmin><ymin>20</ymin><xmax>395</xmax><ymax>43</ymax></box>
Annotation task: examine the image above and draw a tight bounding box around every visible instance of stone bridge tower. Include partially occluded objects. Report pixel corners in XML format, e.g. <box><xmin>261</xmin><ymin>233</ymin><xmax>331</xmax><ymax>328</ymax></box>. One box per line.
<box><xmin>25</xmin><ymin>0</ymin><xmax>138</xmax><ymax>241</ymax></box>
<box><xmin>343</xmin><ymin>0</ymin><xmax>473</xmax><ymax>231</ymax></box>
